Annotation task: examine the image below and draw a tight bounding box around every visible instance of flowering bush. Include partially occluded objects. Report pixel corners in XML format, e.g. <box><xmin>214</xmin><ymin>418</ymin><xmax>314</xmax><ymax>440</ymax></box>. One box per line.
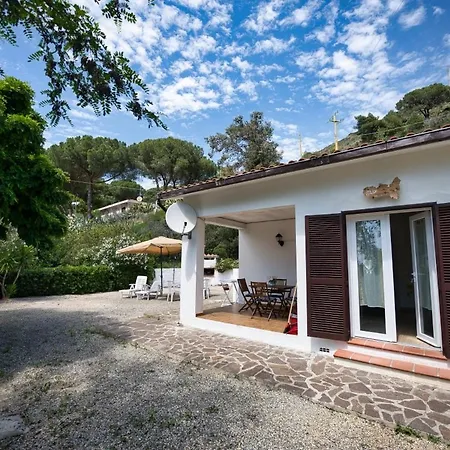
<box><xmin>73</xmin><ymin>233</ymin><xmax>154</xmax><ymax>289</ymax></box>
<box><xmin>216</xmin><ymin>258</ymin><xmax>239</xmax><ymax>273</ymax></box>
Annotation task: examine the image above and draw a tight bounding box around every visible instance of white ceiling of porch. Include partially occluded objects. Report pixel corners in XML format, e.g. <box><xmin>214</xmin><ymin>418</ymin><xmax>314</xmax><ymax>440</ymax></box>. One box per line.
<box><xmin>206</xmin><ymin>205</ymin><xmax>295</xmax><ymax>225</ymax></box>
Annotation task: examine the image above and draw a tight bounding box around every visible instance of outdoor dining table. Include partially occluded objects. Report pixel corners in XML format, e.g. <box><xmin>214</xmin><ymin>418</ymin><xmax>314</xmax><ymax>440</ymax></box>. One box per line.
<box><xmin>249</xmin><ymin>282</ymin><xmax>296</xmax><ymax>320</ymax></box>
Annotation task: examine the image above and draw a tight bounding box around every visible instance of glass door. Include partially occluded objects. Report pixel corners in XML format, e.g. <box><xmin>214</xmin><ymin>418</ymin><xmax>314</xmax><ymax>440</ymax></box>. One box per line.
<box><xmin>409</xmin><ymin>212</ymin><xmax>442</xmax><ymax>347</ymax></box>
<box><xmin>347</xmin><ymin>214</ymin><xmax>397</xmax><ymax>341</ymax></box>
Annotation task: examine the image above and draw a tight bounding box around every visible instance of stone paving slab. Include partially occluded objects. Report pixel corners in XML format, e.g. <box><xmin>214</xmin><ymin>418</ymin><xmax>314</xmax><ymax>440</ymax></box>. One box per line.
<box><xmin>101</xmin><ymin>317</ymin><xmax>450</xmax><ymax>442</ymax></box>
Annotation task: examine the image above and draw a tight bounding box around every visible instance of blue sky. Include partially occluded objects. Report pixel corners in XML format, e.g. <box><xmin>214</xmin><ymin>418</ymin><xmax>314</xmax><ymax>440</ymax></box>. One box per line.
<box><xmin>2</xmin><ymin>0</ymin><xmax>450</xmax><ymax>187</ymax></box>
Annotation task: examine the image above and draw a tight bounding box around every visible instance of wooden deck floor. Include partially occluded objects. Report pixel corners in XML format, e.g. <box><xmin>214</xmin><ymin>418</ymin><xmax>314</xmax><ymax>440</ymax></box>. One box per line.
<box><xmin>197</xmin><ymin>304</ymin><xmax>287</xmax><ymax>333</ymax></box>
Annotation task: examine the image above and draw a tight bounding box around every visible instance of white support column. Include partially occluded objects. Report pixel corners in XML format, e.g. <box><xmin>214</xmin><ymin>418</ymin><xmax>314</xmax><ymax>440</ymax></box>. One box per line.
<box><xmin>180</xmin><ymin>219</ymin><xmax>205</xmax><ymax>324</ymax></box>
<box><xmin>295</xmin><ymin>209</ymin><xmax>309</xmax><ymax>343</ymax></box>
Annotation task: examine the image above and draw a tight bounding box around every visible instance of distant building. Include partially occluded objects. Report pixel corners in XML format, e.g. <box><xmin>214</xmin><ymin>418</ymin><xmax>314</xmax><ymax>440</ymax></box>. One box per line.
<box><xmin>96</xmin><ymin>199</ymin><xmax>145</xmax><ymax>217</ymax></box>
<box><xmin>204</xmin><ymin>254</ymin><xmax>218</xmax><ymax>276</ymax></box>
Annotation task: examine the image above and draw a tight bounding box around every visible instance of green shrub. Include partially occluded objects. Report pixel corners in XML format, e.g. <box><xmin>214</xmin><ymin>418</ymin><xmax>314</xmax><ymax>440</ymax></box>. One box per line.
<box><xmin>215</xmin><ymin>258</ymin><xmax>238</xmax><ymax>273</ymax></box>
<box><xmin>11</xmin><ymin>266</ymin><xmax>112</xmax><ymax>297</ymax></box>
<box><xmin>12</xmin><ymin>264</ymin><xmax>156</xmax><ymax>297</ymax></box>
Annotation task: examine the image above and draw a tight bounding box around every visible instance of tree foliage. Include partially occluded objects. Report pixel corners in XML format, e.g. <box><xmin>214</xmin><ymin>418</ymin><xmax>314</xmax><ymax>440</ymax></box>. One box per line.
<box><xmin>396</xmin><ymin>83</ymin><xmax>450</xmax><ymax>120</ymax></box>
<box><xmin>88</xmin><ymin>179</ymin><xmax>144</xmax><ymax>210</ymax></box>
<box><xmin>0</xmin><ymin>228</ymin><xmax>36</xmax><ymax>299</ymax></box>
<box><xmin>205</xmin><ymin>225</ymin><xmax>238</xmax><ymax>259</ymax></box>
<box><xmin>206</xmin><ymin>111</ymin><xmax>282</xmax><ymax>172</ymax></box>
<box><xmin>354</xmin><ymin>113</ymin><xmax>383</xmax><ymax>143</ymax></box>
<box><xmin>134</xmin><ymin>137</ymin><xmax>217</xmax><ymax>190</ymax></box>
<box><xmin>0</xmin><ymin>0</ymin><xmax>164</xmax><ymax>128</ymax></box>
<box><xmin>0</xmin><ymin>76</ymin><xmax>69</xmax><ymax>248</ymax></box>
<box><xmin>48</xmin><ymin>136</ymin><xmax>136</xmax><ymax>218</ymax></box>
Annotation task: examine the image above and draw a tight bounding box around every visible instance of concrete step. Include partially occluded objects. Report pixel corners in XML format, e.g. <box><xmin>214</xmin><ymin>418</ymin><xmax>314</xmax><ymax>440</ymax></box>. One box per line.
<box><xmin>348</xmin><ymin>337</ymin><xmax>446</xmax><ymax>360</ymax></box>
<box><xmin>334</xmin><ymin>348</ymin><xmax>450</xmax><ymax>382</ymax></box>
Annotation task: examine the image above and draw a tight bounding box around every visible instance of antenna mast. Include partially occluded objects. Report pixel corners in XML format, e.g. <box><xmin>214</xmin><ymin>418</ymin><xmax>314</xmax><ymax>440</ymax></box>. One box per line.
<box><xmin>299</xmin><ymin>133</ymin><xmax>303</xmax><ymax>158</ymax></box>
<box><xmin>329</xmin><ymin>111</ymin><xmax>341</xmax><ymax>152</ymax></box>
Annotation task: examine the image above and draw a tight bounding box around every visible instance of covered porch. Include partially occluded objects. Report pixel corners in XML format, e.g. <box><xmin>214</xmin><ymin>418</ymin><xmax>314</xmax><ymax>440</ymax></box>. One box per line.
<box><xmin>184</xmin><ymin>204</ymin><xmax>299</xmax><ymax>336</ymax></box>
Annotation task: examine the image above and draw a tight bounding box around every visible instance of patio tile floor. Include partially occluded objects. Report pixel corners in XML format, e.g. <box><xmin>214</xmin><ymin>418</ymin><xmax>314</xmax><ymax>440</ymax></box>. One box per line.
<box><xmin>101</xmin><ymin>316</ymin><xmax>450</xmax><ymax>442</ymax></box>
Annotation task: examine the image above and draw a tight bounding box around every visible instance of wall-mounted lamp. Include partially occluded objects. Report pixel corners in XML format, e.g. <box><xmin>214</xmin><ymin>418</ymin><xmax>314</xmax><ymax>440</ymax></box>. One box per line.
<box><xmin>276</xmin><ymin>233</ymin><xmax>284</xmax><ymax>247</ymax></box>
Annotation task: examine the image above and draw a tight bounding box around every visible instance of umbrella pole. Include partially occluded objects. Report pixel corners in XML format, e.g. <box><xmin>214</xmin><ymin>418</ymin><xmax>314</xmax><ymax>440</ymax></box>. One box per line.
<box><xmin>160</xmin><ymin>248</ymin><xmax>163</xmax><ymax>297</ymax></box>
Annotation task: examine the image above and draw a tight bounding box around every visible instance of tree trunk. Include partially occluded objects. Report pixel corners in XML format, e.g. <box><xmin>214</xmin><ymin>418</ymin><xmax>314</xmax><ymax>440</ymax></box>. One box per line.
<box><xmin>1</xmin><ymin>273</ymin><xmax>8</xmax><ymax>300</ymax></box>
<box><xmin>87</xmin><ymin>179</ymin><xmax>93</xmax><ymax>219</ymax></box>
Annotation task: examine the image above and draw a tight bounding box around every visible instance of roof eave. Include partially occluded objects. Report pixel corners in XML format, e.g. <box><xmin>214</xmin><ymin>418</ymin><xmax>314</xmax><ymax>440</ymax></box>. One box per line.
<box><xmin>158</xmin><ymin>128</ymin><xmax>450</xmax><ymax>200</ymax></box>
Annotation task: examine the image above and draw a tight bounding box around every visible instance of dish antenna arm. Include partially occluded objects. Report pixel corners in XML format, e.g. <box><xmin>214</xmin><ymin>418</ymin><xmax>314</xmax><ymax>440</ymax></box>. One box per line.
<box><xmin>181</xmin><ymin>221</ymin><xmax>192</xmax><ymax>239</ymax></box>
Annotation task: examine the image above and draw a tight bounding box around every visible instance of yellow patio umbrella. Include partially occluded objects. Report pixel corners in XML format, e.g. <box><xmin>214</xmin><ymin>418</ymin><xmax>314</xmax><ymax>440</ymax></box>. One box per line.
<box><xmin>116</xmin><ymin>236</ymin><xmax>182</xmax><ymax>291</ymax></box>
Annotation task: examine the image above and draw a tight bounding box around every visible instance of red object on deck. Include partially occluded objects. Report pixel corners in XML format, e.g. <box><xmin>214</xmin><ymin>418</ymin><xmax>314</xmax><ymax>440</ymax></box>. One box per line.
<box><xmin>283</xmin><ymin>317</ymin><xmax>298</xmax><ymax>335</ymax></box>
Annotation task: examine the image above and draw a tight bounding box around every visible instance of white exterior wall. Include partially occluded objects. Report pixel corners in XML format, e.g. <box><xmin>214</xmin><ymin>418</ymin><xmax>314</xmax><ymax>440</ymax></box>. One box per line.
<box><xmin>239</xmin><ymin>219</ymin><xmax>296</xmax><ymax>286</ymax></box>
<box><xmin>178</xmin><ymin>141</ymin><xmax>450</xmax><ymax>353</ymax></box>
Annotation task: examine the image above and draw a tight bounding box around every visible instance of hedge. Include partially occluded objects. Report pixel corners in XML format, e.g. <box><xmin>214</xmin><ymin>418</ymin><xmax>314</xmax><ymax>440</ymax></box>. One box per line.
<box><xmin>10</xmin><ymin>266</ymin><xmax>113</xmax><ymax>297</ymax></box>
<box><xmin>5</xmin><ymin>263</ymin><xmax>155</xmax><ymax>298</ymax></box>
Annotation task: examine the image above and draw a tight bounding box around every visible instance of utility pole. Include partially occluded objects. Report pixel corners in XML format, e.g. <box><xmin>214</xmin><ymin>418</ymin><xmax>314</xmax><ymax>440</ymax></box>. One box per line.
<box><xmin>299</xmin><ymin>133</ymin><xmax>303</xmax><ymax>158</ymax></box>
<box><xmin>329</xmin><ymin>111</ymin><xmax>341</xmax><ymax>152</ymax></box>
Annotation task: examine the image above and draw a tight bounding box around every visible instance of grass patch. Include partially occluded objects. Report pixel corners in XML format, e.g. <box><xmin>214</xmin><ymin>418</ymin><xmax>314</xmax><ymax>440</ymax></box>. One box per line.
<box><xmin>84</xmin><ymin>327</ymin><xmax>121</xmax><ymax>341</ymax></box>
<box><xmin>205</xmin><ymin>405</ymin><xmax>219</xmax><ymax>414</ymax></box>
<box><xmin>0</xmin><ymin>369</ymin><xmax>5</xmax><ymax>378</ymax></box>
<box><xmin>161</xmin><ymin>418</ymin><xmax>178</xmax><ymax>429</ymax></box>
<box><xmin>427</xmin><ymin>434</ymin><xmax>441</xmax><ymax>444</ymax></box>
<box><xmin>395</xmin><ymin>425</ymin><xmax>422</xmax><ymax>438</ymax></box>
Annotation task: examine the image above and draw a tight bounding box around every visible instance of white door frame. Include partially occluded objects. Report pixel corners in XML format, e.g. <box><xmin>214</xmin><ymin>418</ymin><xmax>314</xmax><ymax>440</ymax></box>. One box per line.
<box><xmin>409</xmin><ymin>211</ymin><xmax>442</xmax><ymax>348</ymax></box>
<box><xmin>347</xmin><ymin>213</ymin><xmax>397</xmax><ymax>342</ymax></box>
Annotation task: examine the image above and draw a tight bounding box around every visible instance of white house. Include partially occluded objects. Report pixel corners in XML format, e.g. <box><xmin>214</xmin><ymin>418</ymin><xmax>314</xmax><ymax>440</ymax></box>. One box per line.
<box><xmin>96</xmin><ymin>199</ymin><xmax>144</xmax><ymax>217</ymax></box>
<box><xmin>159</xmin><ymin>127</ymin><xmax>450</xmax><ymax>379</ymax></box>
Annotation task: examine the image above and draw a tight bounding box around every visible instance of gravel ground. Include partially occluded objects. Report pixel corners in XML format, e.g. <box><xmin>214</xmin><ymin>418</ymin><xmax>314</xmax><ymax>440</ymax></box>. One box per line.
<box><xmin>0</xmin><ymin>292</ymin><xmax>446</xmax><ymax>449</ymax></box>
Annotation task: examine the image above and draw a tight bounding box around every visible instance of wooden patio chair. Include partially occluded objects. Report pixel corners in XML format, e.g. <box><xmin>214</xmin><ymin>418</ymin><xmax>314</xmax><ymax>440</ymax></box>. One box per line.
<box><xmin>236</xmin><ymin>278</ymin><xmax>254</xmax><ymax>312</ymax></box>
<box><xmin>250</xmin><ymin>281</ymin><xmax>282</xmax><ymax>321</ymax></box>
<box><xmin>272</xmin><ymin>278</ymin><xmax>288</xmax><ymax>302</ymax></box>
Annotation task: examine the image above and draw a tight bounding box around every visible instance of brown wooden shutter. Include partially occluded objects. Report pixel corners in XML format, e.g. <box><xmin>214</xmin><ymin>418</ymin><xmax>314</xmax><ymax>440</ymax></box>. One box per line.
<box><xmin>306</xmin><ymin>214</ymin><xmax>349</xmax><ymax>341</ymax></box>
<box><xmin>434</xmin><ymin>204</ymin><xmax>450</xmax><ymax>358</ymax></box>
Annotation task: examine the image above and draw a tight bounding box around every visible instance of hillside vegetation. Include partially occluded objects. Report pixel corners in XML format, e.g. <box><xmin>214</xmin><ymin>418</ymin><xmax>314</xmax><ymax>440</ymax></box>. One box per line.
<box><xmin>318</xmin><ymin>83</ymin><xmax>450</xmax><ymax>154</ymax></box>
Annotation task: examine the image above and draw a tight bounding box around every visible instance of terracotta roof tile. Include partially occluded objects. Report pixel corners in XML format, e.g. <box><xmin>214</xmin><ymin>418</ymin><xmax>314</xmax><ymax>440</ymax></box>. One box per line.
<box><xmin>158</xmin><ymin>126</ymin><xmax>450</xmax><ymax>198</ymax></box>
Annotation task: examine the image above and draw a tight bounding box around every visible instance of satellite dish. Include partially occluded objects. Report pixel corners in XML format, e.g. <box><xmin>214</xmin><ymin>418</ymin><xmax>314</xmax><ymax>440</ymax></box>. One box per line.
<box><xmin>166</xmin><ymin>202</ymin><xmax>198</xmax><ymax>237</ymax></box>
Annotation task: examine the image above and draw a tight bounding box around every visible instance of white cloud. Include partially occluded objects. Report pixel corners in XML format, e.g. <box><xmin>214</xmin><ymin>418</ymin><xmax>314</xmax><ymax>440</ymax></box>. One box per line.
<box><xmin>174</xmin><ymin>0</ymin><xmax>210</xmax><ymax>8</ymax></box>
<box><xmin>244</xmin><ymin>0</ymin><xmax>285</xmax><ymax>34</ymax></box>
<box><xmin>198</xmin><ymin>60</ymin><xmax>232</xmax><ymax>76</ymax></box>
<box><xmin>387</xmin><ymin>0</ymin><xmax>405</xmax><ymax>14</ymax></box>
<box><xmin>281</xmin><ymin>0</ymin><xmax>321</xmax><ymax>26</ymax></box>
<box><xmin>340</xmin><ymin>22</ymin><xmax>387</xmax><ymax>56</ymax></box>
<box><xmin>307</xmin><ymin>0</ymin><xmax>338</xmax><ymax>43</ymax></box>
<box><xmin>271</xmin><ymin>119</ymin><xmax>299</xmax><ymax>135</ymax></box>
<box><xmin>273</xmin><ymin>75</ymin><xmax>297</xmax><ymax>84</ymax></box>
<box><xmin>345</xmin><ymin>0</ymin><xmax>383</xmax><ymax>19</ymax></box>
<box><xmin>295</xmin><ymin>47</ymin><xmax>330</xmax><ymax>71</ymax></box>
<box><xmin>275</xmin><ymin>106</ymin><xmax>301</xmax><ymax>112</ymax></box>
<box><xmin>433</xmin><ymin>6</ymin><xmax>445</xmax><ymax>16</ymax></box>
<box><xmin>158</xmin><ymin>76</ymin><xmax>221</xmax><ymax>114</ymax></box>
<box><xmin>170</xmin><ymin>59</ymin><xmax>193</xmax><ymax>76</ymax></box>
<box><xmin>319</xmin><ymin>50</ymin><xmax>360</xmax><ymax>79</ymax></box>
<box><xmin>256</xmin><ymin>63</ymin><xmax>284</xmax><ymax>75</ymax></box>
<box><xmin>232</xmin><ymin>56</ymin><xmax>253</xmax><ymax>72</ymax></box>
<box><xmin>222</xmin><ymin>42</ymin><xmax>250</xmax><ymax>56</ymax></box>
<box><xmin>162</xmin><ymin>35</ymin><xmax>185</xmax><ymax>54</ymax></box>
<box><xmin>254</xmin><ymin>36</ymin><xmax>296</xmax><ymax>54</ymax></box>
<box><xmin>70</xmin><ymin>109</ymin><xmax>99</xmax><ymax>121</ymax></box>
<box><xmin>398</xmin><ymin>6</ymin><xmax>426</xmax><ymax>29</ymax></box>
<box><xmin>237</xmin><ymin>80</ymin><xmax>258</xmax><ymax>100</ymax></box>
<box><xmin>181</xmin><ymin>34</ymin><xmax>217</xmax><ymax>60</ymax></box>
<box><xmin>444</xmin><ymin>34</ymin><xmax>450</xmax><ymax>47</ymax></box>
